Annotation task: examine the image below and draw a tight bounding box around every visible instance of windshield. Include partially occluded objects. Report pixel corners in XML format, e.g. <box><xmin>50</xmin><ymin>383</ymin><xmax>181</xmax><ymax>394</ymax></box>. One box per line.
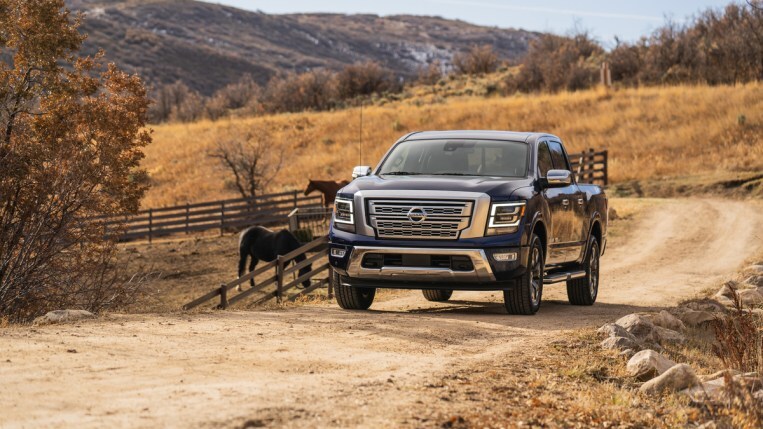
<box><xmin>377</xmin><ymin>139</ymin><xmax>529</xmax><ymax>177</ymax></box>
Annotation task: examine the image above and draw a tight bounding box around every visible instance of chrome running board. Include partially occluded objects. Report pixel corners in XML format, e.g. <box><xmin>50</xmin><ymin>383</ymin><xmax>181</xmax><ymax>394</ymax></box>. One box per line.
<box><xmin>544</xmin><ymin>270</ymin><xmax>586</xmax><ymax>284</ymax></box>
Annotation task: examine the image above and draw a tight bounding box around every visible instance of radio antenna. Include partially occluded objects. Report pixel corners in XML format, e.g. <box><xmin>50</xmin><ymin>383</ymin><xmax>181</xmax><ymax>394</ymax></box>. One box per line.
<box><xmin>358</xmin><ymin>101</ymin><xmax>363</xmax><ymax>165</ymax></box>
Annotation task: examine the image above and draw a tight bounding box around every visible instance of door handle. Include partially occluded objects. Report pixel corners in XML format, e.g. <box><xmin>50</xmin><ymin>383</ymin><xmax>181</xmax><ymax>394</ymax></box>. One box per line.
<box><xmin>577</xmin><ymin>198</ymin><xmax>584</xmax><ymax>205</ymax></box>
<box><xmin>562</xmin><ymin>199</ymin><xmax>569</xmax><ymax>207</ymax></box>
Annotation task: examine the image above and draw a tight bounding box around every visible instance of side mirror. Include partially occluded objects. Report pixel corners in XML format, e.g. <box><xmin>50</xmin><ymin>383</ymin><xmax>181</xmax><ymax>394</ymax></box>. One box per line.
<box><xmin>352</xmin><ymin>166</ymin><xmax>372</xmax><ymax>179</ymax></box>
<box><xmin>543</xmin><ymin>169</ymin><xmax>572</xmax><ymax>188</ymax></box>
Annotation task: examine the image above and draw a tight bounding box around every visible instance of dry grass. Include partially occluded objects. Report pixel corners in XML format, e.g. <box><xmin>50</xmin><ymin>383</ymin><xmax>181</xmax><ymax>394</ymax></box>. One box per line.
<box><xmin>143</xmin><ymin>83</ymin><xmax>763</xmax><ymax>207</ymax></box>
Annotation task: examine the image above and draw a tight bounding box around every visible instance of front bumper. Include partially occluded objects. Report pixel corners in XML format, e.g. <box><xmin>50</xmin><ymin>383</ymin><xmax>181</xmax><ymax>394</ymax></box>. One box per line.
<box><xmin>329</xmin><ymin>241</ymin><xmax>529</xmax><ymax>290</ymax></box>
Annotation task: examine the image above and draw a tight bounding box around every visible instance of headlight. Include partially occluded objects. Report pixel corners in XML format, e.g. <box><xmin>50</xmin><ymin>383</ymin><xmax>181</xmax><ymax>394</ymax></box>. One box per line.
<box><xmin>486</xmin><ymin>201</ymin><xmax>525</xmax><ymax>236</ymax></box>
<box><xmin>333</xmin><ymin>198</ymin><xmax>355</xmax><ymax>232</ymax></box>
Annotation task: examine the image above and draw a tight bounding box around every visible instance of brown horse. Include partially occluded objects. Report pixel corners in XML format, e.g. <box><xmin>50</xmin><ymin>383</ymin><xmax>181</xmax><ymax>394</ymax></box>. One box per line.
<box><xmin>304</xmin><ymin>179</ymin><xmax>350</xmax><ymax>207</ymax></box>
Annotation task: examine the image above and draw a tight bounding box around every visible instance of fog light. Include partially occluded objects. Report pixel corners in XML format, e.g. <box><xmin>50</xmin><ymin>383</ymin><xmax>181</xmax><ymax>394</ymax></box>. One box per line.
<box><xmin>493</xmin><ymin>252</ymin><xmax>517</xmax><ymax>262</ymax></box>
<box><xmin>330</xmin><ymin>248</ymin><xmax>347</xmax><ymax>258</ymax></box>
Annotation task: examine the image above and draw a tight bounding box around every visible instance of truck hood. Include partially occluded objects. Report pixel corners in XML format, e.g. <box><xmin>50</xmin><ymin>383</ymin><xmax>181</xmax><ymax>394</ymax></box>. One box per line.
<box><xmin>339</xmin><ymin>175</ymin><xmax>535</xmax><ymax>199</ymax></box>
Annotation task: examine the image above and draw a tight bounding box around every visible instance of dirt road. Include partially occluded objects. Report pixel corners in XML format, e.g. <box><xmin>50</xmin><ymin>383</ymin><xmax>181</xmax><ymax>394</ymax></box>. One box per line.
<box><xmin>1</xmin><ymin>199</ymin><xmax>761</xmax><ymax>428</ymax></box>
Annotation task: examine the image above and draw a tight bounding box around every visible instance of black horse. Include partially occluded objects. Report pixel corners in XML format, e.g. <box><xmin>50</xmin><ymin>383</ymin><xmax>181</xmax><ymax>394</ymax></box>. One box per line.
<box><xmin>237</xmin><ymin>226</ymin><xmax>312</xmax><ymax>291</ymax></box>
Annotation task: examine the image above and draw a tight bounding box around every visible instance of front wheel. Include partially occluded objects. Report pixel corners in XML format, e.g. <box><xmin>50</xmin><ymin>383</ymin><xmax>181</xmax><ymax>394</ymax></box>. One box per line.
<box><xmin>333</xmin><ymin>270</ymin><xmax>376</xmax><ymax>310</ymax></box>
<box><xmin>504</xmin><ymin>234</ymin><xmax>544</xmax><ymax>315</ymax></box>
<box><xmin>566</xmin><ymin>236</ymin><xmax>600</xmax><ymax>306</ymax></box>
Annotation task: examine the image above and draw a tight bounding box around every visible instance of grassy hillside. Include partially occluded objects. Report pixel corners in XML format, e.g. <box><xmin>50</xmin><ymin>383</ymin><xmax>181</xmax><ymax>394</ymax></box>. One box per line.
<box><xmin>143</xmin><ymin>84</ymin><xmax>763</xmax><ymax>207</ymax></box>
<box><xmin>68</xmin><ymin>0</ymin><xmax>535</xmax><ymax>95</ymax></box>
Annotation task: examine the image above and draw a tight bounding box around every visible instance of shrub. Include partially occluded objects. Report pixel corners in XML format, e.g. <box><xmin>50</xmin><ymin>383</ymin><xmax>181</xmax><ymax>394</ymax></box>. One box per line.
<box><xmin>335</xmin><ymin>61</ymin><xmax>400</xmax><ymax>100</ymax></box>
<box><xmin>263</xmin><ymin>70</ymin><xmax>337</xmax><ymax>113</ymax></box>
<box><xmin>452</xmin><ymin>45</ymin><xmax>499</xmax><ymax>75</ymax></box>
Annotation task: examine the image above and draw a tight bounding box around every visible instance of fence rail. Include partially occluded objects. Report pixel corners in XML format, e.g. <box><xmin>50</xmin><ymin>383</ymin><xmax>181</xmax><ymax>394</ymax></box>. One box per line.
<box><xmin>183</xmin><ymin>236</ymin><xmax>331</xmax><ymax>310</ymax></box>
<box><xmin>100</xmin><ymin>190</ymin><xmax>322</xmax><ymax>242</ymax></box>
<box><xmin>569</xmin><ymin>149</ymin><xmax>608</xmax><ymax>185</ymax></box>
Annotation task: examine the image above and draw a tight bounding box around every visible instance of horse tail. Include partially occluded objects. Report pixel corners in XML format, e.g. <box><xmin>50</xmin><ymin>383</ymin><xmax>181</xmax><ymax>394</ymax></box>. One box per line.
<box><xmin>238</xmin><ymin>245</ymin><xmax>248</xmax><ymax>279</ymax></box>
<box><xmin>238</xmin><ymin>227</ymin><xmax>253</xmax><ymax>278</ymax></box>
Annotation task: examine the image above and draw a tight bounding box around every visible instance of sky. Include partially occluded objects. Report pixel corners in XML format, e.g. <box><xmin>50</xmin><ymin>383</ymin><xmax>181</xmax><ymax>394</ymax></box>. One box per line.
<box><xmin>201</xmin><ymin>0</ymin><xmax>736</xmax><ymax>46</ymax></box>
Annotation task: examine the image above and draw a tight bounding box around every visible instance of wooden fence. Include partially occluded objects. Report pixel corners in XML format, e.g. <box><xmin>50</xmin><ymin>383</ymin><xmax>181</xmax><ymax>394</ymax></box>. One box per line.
<box><xmin>100</xmin><ymin>190</ymin><xmax>322</xmax><ymax>242</ymax></box>
<box><xmin>183</xmin><ymin>236</ymin><xmax>331</xmax><ymax>310</ymax></box>
<box><xmin>569</xmin><ymin>149</ymin><xmax>608</xmax><ymax>185</ymax></box>
<box><xmin>288</xmin><ymin>207</ymin><xmax>334</xmax><ymax>241</ymax></box>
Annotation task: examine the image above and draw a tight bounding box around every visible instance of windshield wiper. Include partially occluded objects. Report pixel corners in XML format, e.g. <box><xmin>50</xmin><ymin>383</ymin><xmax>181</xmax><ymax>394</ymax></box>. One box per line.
<box><xmin>429</xmin><ymin>172</ymin><xmax>477</xmax><ymax>176</ymax></box>
<box><xmin>381</xmin><ymin>171</ymin><xmax>424</xmax><ymax>175</ymax></box>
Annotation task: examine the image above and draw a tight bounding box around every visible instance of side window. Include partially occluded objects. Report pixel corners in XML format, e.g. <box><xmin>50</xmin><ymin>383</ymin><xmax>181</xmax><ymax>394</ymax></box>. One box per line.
<box><xmin>548</xmin><ymin>141</ymin><xmax>571</xmax><ymax>171</ymax></box>
<box><xmin>537</xmin><ymin>142</ymin><xmax>553</xmax><ymax>178</ymax></box>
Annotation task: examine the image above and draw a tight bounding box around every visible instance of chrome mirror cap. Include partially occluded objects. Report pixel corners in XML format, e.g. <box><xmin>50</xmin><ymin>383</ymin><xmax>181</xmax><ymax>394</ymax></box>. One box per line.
<box><xmin>352</xmin><ymin>166</ymin><xmax>372</xmax><ymax>179</ymax></box>
<box><xmin>545</xmin><ymin>169</ymin><xmax>572</xmax><ymax>187</ymax></box>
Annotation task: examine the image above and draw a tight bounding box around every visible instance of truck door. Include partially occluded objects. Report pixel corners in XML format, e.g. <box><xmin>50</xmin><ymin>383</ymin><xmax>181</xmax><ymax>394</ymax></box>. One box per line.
<box><xmin>548</xmin><ymin>141</ymin><xmax>586</xmax><ymax>261</ymax></box>
<box><xmin>538</xmin><ymin>141</ymin><xmax>576</xmax><ymax>265</ymax></box>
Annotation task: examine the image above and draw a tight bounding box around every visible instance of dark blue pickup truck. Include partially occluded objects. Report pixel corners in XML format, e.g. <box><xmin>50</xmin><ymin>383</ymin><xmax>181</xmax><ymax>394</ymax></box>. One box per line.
<box><xmin>328</xmin><ymin>131</ymin><xmax>608</xmax><ymax>315</ymax></box>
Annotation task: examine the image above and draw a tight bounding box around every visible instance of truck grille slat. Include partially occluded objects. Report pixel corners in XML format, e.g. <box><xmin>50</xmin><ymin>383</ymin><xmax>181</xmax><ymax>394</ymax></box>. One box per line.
<box><xmin>368</xmin><ymin>200</ymin><xmax>473</xmax><ymax>240</ymax></box>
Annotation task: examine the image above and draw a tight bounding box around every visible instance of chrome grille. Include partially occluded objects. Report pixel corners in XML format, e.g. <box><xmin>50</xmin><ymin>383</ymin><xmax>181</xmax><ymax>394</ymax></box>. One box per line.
<box><xmin>367</xmin><ymin>200</ymin><xmax>473</xmax><ymax>240</ymax></box>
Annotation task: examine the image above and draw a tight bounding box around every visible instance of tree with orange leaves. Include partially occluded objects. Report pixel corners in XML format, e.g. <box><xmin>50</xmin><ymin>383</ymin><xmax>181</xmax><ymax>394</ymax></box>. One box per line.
<box><xmin>0</xmin><ymin>0</ymin><xmax>152</xmax><ymax>321</ymax></box>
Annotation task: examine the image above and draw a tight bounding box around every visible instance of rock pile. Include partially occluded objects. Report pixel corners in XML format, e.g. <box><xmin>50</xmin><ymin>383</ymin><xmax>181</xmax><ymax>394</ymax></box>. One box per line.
<box><xmin>598</xmin><ymin>268</ymin><xmax>763</xmax><ymax>403</ymax></box>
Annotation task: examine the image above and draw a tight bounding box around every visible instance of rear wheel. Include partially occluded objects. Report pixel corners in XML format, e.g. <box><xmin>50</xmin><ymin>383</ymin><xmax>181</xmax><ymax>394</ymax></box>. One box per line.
<box><xmin>566</xmin><ymin>236</ymin><xmax>600</xmax><ymax>306</ymax></box>
<box><xmin>333</xmin><ymin>270</ymin><xmax>376</xmax><ymax>310</ymax></box>
<box><xmin>504</xmin><ymin>234</ymin><xmax>544</xmax><ymax>315</ymax></box>
<box><xmin>422</xmin><ymin>289</ymin><xmax>453</xmax><ymax>302</ymax></box>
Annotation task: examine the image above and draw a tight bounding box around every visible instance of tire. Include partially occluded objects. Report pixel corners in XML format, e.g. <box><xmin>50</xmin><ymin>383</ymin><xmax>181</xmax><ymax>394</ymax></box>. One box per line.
<box><xmin>332</xmin><ymin>270</ymin><xmax>376</xmax><ymax>310</ymax></box>
<box><xmin>504</xmin><ymin>234</ymin><xmax>544</xmax><ymax>315</ymax></box>
<box><xmin>566</xmin><ymin>236</ymin><xmax>600</xmax><ymax>306</ymax></box>
<box><xmin>422</xmin><ymin>289</ymin><xmax>453</xmax><ymax>302</ymax></box>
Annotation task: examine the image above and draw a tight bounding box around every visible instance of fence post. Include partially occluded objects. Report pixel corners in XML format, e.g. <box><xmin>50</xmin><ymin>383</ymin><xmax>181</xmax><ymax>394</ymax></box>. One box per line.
<box><xmin>148</xmin><ymin>208</ymin><xmax>153</xmax><ymax>244</ymax></box>
<box><xmin>185</xmin><ymin>203</ymin><xmax>190</xmax><ymax>234</ymax></box>
<box><xmin>288</xmin><ymin>208</ymin><xmax>299</xmax><ymax>232</ymax></box>
<box><xmin>602</xmin><ymin>150</ymin><xmax>609</xmax><ymax>186</ymax></box>
<box><xmin>276</xmin><ymin>255</ymin><xmax>285</xmax><ymax>303</ymax></box>
<box><xmin>220</xmin><ymin>201</ymin><xmax>225</xmax><ymax>236</ymax></box>
<box><xmin>219</xmin><ymin>284</ymin><xmax>228</xmax><ymax>309</ymax></box>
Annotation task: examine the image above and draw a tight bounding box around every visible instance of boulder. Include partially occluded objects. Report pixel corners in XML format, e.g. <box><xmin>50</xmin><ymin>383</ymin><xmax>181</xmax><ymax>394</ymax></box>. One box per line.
<box><xmin>601</xmin><ymin>336</ymin><xmax>639</xmax><ymax>351</ymax></box>
<box><xmin>746</xmin><ymin>264</ymin><xmax>763</xmax><ymax>274</ymax></box>
<box><xmin>651</xmin><ymin>310</ymin><xmax>685</xmax><ymax>331</ymax></box>
<box><xmin>33</xmin><ymin>309</ymin><xmax>95</xmax><ymax>325</ymax></box>
<box><xmin>597</xmin><ymin>322</ymin><xmax>637</xmax><ymax>341</ymax></box>
<box><xmin>627</xmin><ymin>350</ymin><xmax>677</xmax><ymax>381</ymax></box>
<box><xmin>616</xmin><ymin>314</ymin><xmax>655</xmax><ymax>339</ymax></box>
<box><xmin>738</xmin><ymin>289</ymin><xmax>763</xmax><ymax>307</ymax></box>
<box><xmin>651</xmin><ymin>326</ymin><xmax>686</xmax><ymax>344</ymax></box>
<box><xmin>640</xmin><ymin>364</ymin><xmax>699</xmax><ymax>396</ymax></box>
<box><xmin>676</xmin><ymin>310</ymin><xmax>716</xmax><ymax>328</ymax></box>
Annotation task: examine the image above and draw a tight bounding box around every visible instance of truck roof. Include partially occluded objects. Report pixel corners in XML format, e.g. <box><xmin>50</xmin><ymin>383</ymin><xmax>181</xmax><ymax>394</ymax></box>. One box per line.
<box><xmin>403</xmin><ymin>130</ymin><xmax>557</xmax><ymax>144</ymax></box>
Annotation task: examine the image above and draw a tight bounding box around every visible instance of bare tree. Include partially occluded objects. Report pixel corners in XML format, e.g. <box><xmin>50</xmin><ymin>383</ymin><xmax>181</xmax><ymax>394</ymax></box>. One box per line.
<box><xmin>209</xmin><ymin>131</ymin><xmax>285</xmax><ymax>200</ymax></box>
